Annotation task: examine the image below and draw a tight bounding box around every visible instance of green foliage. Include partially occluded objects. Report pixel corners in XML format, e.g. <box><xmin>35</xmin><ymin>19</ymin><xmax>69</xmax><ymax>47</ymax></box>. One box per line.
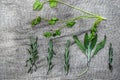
<box><xmin>48</xmin><ymin>17</ymin><xmax>59</xmax><ymax>25</ymax></box>
<box><xmin>66</xmin><ymin>21</ymin><xmax>76</xmax><ymax>28</ymax></box>
<box><xmin>64</xmin><ymin>40</ymin><xmax>71</xmax><ymax>75</ymax></box>
<box><xmin>73</xmin><ymin>35</ymin><xmax>85</xmax><ymax>53</ymax></box>
<box><xmin>43</xmin><ymin>32</ymin><xmax>53</xmax><ymax>38</ymax></box>
<box><xmin>108</xmin><ymin>43</ymin><xmax>113</xmax><ymax>72</ymax></box>
<box><xmin>33</xmin><ymin>0</ymin><xmax>43</xmax><ymax>11</ymax></box>
<box><xmin>49</xmin><ymin>0</ymin><xmax>58</xmax><ymax>8</ymax></box>
<box><xmin>47</xmin><ymin>39</ymin><xmax>55</xmax><ymax>74</ymax></box>
<box><xmin>31</xmin><ymin>16</ymin><xmax>41</xmax><ymax>27</ymax></box>
<box><xmin>25</xmin><ymin>36</ymin><xmax>39</xmax><ymax>73</ymax></box>
<box><xmin>53</xmin><ymin>29</ymin><xmax>61</xmax><ymax>37</ymax></box>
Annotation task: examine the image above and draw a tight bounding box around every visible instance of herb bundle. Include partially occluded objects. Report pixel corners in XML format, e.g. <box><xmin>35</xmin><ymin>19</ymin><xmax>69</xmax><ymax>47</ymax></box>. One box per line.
<box><xmin>47</xmin><ymin>39</ymin><xmax>55</xmax><ymax>74</ymax></box>
<box><xmin>64</xmin><ymin>40</ymin><xmax>71</xmax><ymax>75</ymax></box>
<box><xmin>25</xmin><ymin>36</ymin><xmax>39</xmax><ymax>73</ymax></box>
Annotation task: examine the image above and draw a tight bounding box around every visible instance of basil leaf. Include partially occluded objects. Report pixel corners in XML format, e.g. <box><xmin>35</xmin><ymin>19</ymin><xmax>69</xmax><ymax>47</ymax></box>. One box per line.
<box><xmin>93</xmin><ymin>35</ymin><xmax>106</xmax><ymax>56</ymax></box>
<box><xmin>31</xmin><ymin>16</ymin><xmax>41</xmax><ymax>27</ymax></box>
<box><xmin>109</xmin><ymin>43</ymin><xmax>113</xmax><ymax>72</ymax></box>
<box><xmin>73</xmin><ymin>35</ymin><xmax>85</xmax><ymax>53</ymax></box>
<box><xmin>49</xmin><ymin>0</ymin><xmax>57</xmax><ymax>8</ymax></box>
<box><xmin>84</xmin><ymin>33</ymin><xmax>89</xmax><ymax>49</ymax></box>
<box><xmin>90</xmin><ymin>34</ymin><xmax>97</xmax><ymax>50</ymax></box>
<box><xmin>66</xmin><ymin>21</ymin><xmax>76</xmax><ymax>28</ymax></box>
<box><xmin>33</xmin><ymin>0</ymin><xmax>43</xmax><ymax>11</ymax></box>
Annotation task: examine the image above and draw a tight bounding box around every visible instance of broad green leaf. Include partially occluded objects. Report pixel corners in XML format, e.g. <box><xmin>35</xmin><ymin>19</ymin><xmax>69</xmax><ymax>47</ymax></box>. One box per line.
<box><xmin>84</xmin><ymin>33</ymin><xmax>89</xmax><ymax>49</ymax></box>
<box><xmin>31</xmin><ymin>16</ymin><xmax>41</xmax><ymax>27</ymax></box>
<box><xmin>43</xmin><ymin>32</ymin><xmax>52</xmax><ymax>38</ymax></box>
<box><xmin>53</xmin><ymin>29</ymin><xmax>61</xmax><ymax>37</ymax></box>
<box><xmin>93</xmin><ymin>35</ymin><xmax>106</xmax><ymax>56</ymax></box>
<box><xmin>73</xmin><ymin>35</ymin><xmax>85</xmax><ymax>53</ymax></box>
<box><xmin>49</xmin><ymin>0</ymin><xmax>57</xmax><ymax>8</ymax></box>
<box><xmin>90</xmin><ymin>34</ymin><xmax>97</xmax><ymax>50</ymax></box>
<box><xmin>33</xmin><ymin>0</ymin><xmax>43</xmax><ymax>10</ymax></box>
<box><xmin>66</xmin><ymin>21</ymin><xmax>76</xmax><ymax>28</ymax></box>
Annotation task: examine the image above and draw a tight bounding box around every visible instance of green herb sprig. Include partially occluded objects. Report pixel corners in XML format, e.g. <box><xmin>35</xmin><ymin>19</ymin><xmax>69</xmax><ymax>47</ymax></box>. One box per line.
<box><xmin>108</xmin><ymin>43</ymin><xmax>113</xmax><ymax>72</ymax></box>
<box><xmin>73</xmin><ymin>33</ymin><xmax>106</xmax><ymax>76</ymax></box>
<box><xmin>47</xmin><ymin>39</ymin><xmax>55</xmax><ymax>74</ymax></box>
<box><xmin>64</xmin><ymin>40</ymin><xmax>71</xmax><ymax>75</ymax></box>
<box><xmin>25</xmin><ymin>36</ymin><xmax>39</xmax><ymax>73</ymax></box>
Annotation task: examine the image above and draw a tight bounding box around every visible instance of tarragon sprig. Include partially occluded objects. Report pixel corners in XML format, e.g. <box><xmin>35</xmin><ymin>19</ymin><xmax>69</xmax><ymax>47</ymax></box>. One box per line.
<box><xmin>25</xmin><ymin>36</ymin><xmax>39</xmax><ymax>73</ymax></box>
<box><xmin>64</xmin><ymin>40</ymin><xmax>71</xmax><ymax>75</ymax></box>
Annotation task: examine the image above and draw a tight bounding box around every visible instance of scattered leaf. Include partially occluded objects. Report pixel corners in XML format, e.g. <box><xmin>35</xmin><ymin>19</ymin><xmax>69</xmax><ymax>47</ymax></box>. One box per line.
<box><xmin>31</xmin><ymin>16</ymin><xmax>41</xmax><ymax>27</ymax></box>
<box><xmin>49</xmin><ymin>0</ymin><xmax>58</xmax><ymax>8</ymax></box>
<box><xmin>33</xmin><ymin>0</ymin><xmax>43</xmax><ymax>11</ymax></box>
<box><xmin>66</xmin><ymin>21</ymin><xmax>76</xmax><ymax>28</ymax></box>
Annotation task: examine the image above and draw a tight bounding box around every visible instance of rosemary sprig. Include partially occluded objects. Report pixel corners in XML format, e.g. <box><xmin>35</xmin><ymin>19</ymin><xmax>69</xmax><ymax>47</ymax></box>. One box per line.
<box><xmin>108</xmin><ymin>43</ymin><xmax>113</xmax><ymax>72</ymax></box>
<box><xmin>64</xmin><ymin>40</ymin><xmax>71</xmax><ymax>75</ymax></box>
<box><xmin>47</xmin><ymin>39</ymin><xmax>55</xmax><ymax>74</ymax></box>
<box><xmin>25</xmin><ymin>36</ymin><xmax>39</xmax><ymax>73</ymax></box>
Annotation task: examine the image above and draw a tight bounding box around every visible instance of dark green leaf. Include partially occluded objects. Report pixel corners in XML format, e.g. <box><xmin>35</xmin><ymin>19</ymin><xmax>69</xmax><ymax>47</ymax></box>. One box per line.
<box><xmin>53</xmin><ymin>30</ymin><xmax>61</xmax><ymax>37</ymax></box>
<box><xmin>43</xmin><ymin>32</ymin><xmax>52</xmax><ymax>38</ymax></box>
<box><xmin>66</xmin><ymin>21</ymin><xmax>76</xmax><ymax>28</ymax></box>
<box><xmin>49</xmin><ymin>0</ymin><xmax>57</xmax><ymax>8</ymax></box>
<box><xmin>31</xmin><ymin>16</ymin><xmax>41</xmax><ymax>27</ymax></box>
<box><xmin>90</xmin><ymin>34</ymin><xmax>97</xmax><ymax>50</ymax></box>
<box><xmin>33</xmin><ymin>0</ymin><xmax>43</xmax><ymax>10</ymax></box>
<box><xmin>109</xmin><ymin>43</ymin><xmax>113</xmax><ymax>72</ymax></box>
<box><xmin>73</xmin><ymin>35</ymin><xmax>85</xmax><ymax>53</ymax></box>
<box><xmin>93</xmin><ymin>35</ymin><xmax>106</xmax><ymax>56</ymax></box>
<box><xmin>84</xmin><ymin>33</ymin><xmax>89</xmax><ymax>49</ymax></box>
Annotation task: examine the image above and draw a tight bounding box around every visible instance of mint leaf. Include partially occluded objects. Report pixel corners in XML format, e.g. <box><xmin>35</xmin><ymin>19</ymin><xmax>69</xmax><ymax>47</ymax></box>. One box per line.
<box><xmin>31</xmin><ymin>16</ymin><xmax>41</xmax><ymax>27</ymax></box>
<box><xmin>53</xmin><ymin>30</ymin><xmax>61</xmax><ymax>37</ymax></box>
<box><xmin>49</xmin><ymin>0</ymin><xmax>57</xmax><ymax>8</ymax></box>
<box><xmin>33</xmin><ymin>0</ymin><xmax>43</xmax><ymax>11</ymax></box>
<box><xmin>48</xmin><ymin>17</ymin><xmax>59</xmax><ymax>25</ymax></box>
<box><xmin>43</xmin><ymin>32</ymin><xmax>52</xmax><ymax>38</ymax></box>
<box><xmin>66</xmin><ymin>21</ymin><xmax>76</xmax><ymax>28</ymax></box>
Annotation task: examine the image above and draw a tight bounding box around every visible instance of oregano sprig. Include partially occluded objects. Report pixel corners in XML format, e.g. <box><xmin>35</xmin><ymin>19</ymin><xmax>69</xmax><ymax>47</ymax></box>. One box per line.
<box><xmin>47</xmin><ymin>39</ymin><xmax>55</xmax><ymax>74</ymax></box>
<box><xmin>64</xmin><ymin>40</ymin><xmax>71</xmax><ymax>75</ymax></box>
<box><xmin>25</xmin><ymin>36</ymin><xmax>39</xmax><ymax>73</ymax></box>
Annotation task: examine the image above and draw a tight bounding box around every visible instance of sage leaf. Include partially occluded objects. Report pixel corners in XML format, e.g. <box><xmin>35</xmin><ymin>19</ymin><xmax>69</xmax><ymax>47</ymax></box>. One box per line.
<box><xmin>109</xmin><ymin>43</ymin><xmax>113</xmax><ymax>72</ymax></box>
<box><xmin>73</xmin><ymin>35</ymin><xmax>85</xmax><ymax>53</ymax></box>
<box><xmin>66</xmin><ymin>21</ymin><xmax>76</xmax><ymax>28</ymax></box>
<box><xmin>31</xmin><ymin>16</ymin><xmax>41</xmax><ymax>27</ymax></box>
<box><xmin>49</xmin><ymin>0</ymin><xmax>57</xmax><ymax>8</ymax></box>
<box><xmin>84</xmin><ymin>33</ymin><xmax>89</xmax><ymax>49</ymax></box>
<box><xmin>33</xmin><ymin>0</ymin><xmax>43</xmax><ymax>11</ymax></box>
<box><xmin>93</xmin><ymin>35</ymin><xmax>106</xmax><ymax>56</ymax></box>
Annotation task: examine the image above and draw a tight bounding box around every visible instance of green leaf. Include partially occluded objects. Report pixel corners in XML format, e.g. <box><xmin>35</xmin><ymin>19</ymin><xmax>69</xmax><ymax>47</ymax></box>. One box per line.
<box><xmin>33</xmin><ymin>0</ymin><xmax>43</xmax><ymax>11</ymax></box>
<box><xmin>43</xmin><ymin>32</ymin><xmax>52</xmax><ymax>38</ymax></box>
<box><xmin>90</xmin><ymin>34</ymin><xmax>97</xmax><ymax>50</ymax></box>
<box><xmin>73</xmin><ymin>35</ymin><xmax>85</xmax><ymax>53</ymax></box>
<box><xmin>84</xmin><ymin>33</ymin><xmax>89</xmax><ymax>49</ymax></box>
<box><xmin>48</xmin><ymin>17</ymin><xmax>59</xmax><ymax>25</ymax></box>
<box><xmin>109</xmin><ymin>43</ymin><xmax>113</xmax><ymax>72</ymax></box>
<box><xmin>66</xmin><ymin>21</ymin><xmax>76</xmax><ymax>28</ymax></box>
<box><xmin>53</xmin><ymin>29</ymin><xmax>61</xmax><ymax>37</ymax></box>
<box><xmin>31</xmin><ymin>16</ymin><xmax>41</xmax><ymax>27</ymax></box>
<box><xmin>93</xmin><ymin>35</ymin><xmax>106</xmax><ymax>56</ymax></box>
<box><xmin>49</xmin><ymin>0</ymin><xmax>57</xmax><ymax>8</ymax></box>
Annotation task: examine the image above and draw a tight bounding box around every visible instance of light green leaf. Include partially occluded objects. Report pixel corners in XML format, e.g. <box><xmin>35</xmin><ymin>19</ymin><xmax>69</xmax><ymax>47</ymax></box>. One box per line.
<box><xmin>31</xmin><ymin>16</ymin><xmax>41</xmax><ymax>27</ymax></box>
<box><xmin>33</xmin><ymin>0</ymin><xmax>43</xmax><ymax>11</ymax></box>
<box><xmin>48</xmin><ymin>17</ymin><xmax>59</xmax><ymax>25</ymax></box>
<box><xmin>93</xmin><ymin>35</ymin><xmax>106</xmax><ymax>56</ymax></box>
<box><xmin>73</xmin><ymin>35</ymin><xmax>85</xmax><ymax>53</ymax></box>
<box><xmin>84</xmin><ymin>33</ymin><xmax>89</xmax><ymax>49</ymax></box>
<box><xmin>49</xmin><ymin>0</ymin><xmax>57</xmax><ymax>8</ymax></box>
<box><xmin>53</xmin><ymin>29</ymin><xmax>61</xmax><ymax>37</ymax></box>
<box><xmin>66</xmin><ymin>21</ymin><xmax>76</xmax><ymax>28</ymax></box>
<box><xmin>43</xmin><ymin>32</ymin><xmax>52</xmax><ymax>38</ymax></box>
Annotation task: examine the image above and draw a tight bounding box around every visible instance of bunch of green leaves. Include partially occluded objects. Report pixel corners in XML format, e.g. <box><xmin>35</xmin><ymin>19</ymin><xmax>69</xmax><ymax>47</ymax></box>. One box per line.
<box><xmin>64</xmin><ymin>40</ymin><xmax>71</xmax><ymax>75</ymax></box>
<box><xmin>47</xmin><ymin>39</ymin><xmax>56</xmax><ymax>74</ymax></box>
<box><xmin>73</xmin><ymin>33</ymin><xmax>106</xmax><ymax>63</ymax></box>
<box><xmin>108</xmin><ymin>43</ymin><xmax>113</xmax><ymax>72</ymax></box>
<box><xmin>44</xmin><ymin>29</ymin><xmax>61</xmax><ymax>38</ymax></box>
<box><xmin>25</xmin><ymin>36</ymin><xmax>39</xmax><ymax>73</ymax></box>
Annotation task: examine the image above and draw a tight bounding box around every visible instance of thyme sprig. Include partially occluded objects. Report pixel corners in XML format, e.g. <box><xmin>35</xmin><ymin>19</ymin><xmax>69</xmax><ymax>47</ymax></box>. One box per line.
<box><xmin>25</xmin><ymin>36</ymin><xmax>39</xmax><ymax>73</ymax></box>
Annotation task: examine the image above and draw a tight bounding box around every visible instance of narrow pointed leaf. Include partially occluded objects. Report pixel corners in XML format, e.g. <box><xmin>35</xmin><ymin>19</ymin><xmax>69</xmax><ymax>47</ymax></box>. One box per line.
<box><xmin>84</xmin><ymin>33</ymin><xmax>89</xmax><ymax>49</ymax></box>
<box><xmin>109</xmin><ymin>43</ymin><xmax>113</xmax><ymax>72</ymax></box>
<box><xmin>90</xmin><ymin>34</ymin><xmax>97</xmax><ymax>50</ymax></box>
